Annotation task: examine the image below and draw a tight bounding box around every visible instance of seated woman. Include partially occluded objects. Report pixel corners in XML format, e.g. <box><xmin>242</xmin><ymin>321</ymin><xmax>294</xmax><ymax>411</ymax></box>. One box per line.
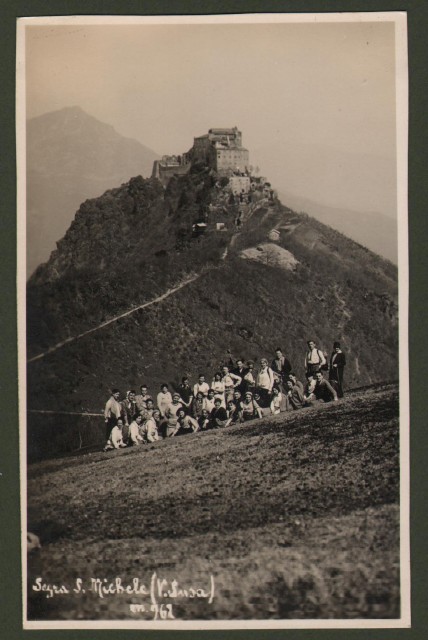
<box><xmin>270</xmin><ymin>386</ymin><xmax>283</xmax><ymax>415</ymax></box>
<box><xmin>192</xmin><ymin>391</ymin><xmax>205</xmax><ymax>420</ymax></box>
<box><xmin>198</xmin><ymin>408</ymin><xmax>211</xmax><ymax>431</ymax></box>
<box><xmin>129</xmin><ymin>415</ymin><xmax>144</xmax><ymax>445</ymax></box>
<box><xmin>226</xmin><ymin>399</ymin><xmax>242</xmax><ymax>426</ymax></box>
<box><xmin>210</xmin><ymin>398</ymin><xmax>229</xmax><ymax>428</ymax></box>
<box><xmin>241</xmin><ymin>391</ymin><xmax>263</xmax><ymax>422</ymax></box>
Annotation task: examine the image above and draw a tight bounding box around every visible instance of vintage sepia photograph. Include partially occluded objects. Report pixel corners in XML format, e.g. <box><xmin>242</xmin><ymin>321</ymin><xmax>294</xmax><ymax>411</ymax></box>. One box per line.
<box><xmin>17</xmin><ymin>13</ymin><xmax>409</xmax><ymax>629</ymax></box>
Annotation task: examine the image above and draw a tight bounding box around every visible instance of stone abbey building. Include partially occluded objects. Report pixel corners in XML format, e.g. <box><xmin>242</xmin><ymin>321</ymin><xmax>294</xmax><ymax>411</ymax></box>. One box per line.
<box><xmin>192</xmin><ymin>127</ymin><xmax>249</xmax><ymax>174</ymax></box>
<box><xmin>152</xmin><ymin>127</ymin><xmax>249</xmax><ymax>185</ymax></box>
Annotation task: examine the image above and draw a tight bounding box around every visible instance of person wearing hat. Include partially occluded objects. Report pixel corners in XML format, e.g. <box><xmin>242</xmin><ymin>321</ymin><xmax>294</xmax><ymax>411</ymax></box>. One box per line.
<box><xmin>329</xmin><ymin>341</ymin><xmax>346</xmax><ymax>397</ymax></box>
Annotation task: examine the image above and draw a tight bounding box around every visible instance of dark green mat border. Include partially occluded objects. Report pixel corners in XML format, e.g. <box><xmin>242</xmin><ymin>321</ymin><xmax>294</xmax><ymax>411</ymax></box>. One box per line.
<box><xmin>0</xmin><ymin>1</ymin><xmax>426</xmax><ymax>638</ymax></box>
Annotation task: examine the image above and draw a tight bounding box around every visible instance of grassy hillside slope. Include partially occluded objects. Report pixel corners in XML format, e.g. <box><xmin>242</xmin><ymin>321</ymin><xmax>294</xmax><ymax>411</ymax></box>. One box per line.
<box><xmin>27</xmin><ymin>171</ymin><xmax>398</xmax><ymax>418</ymax></box>
<box><xmin>27</xmin><ymin>385</ymin><xmax>399</xmax><ymax>620</ymax></box>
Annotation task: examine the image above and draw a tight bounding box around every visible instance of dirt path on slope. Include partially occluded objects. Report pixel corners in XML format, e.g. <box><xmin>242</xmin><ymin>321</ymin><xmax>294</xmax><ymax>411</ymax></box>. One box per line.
<box><xmin>28</xmin><ymin>272</ymin><xmax>204</xmax><ymax>363</ymax></box>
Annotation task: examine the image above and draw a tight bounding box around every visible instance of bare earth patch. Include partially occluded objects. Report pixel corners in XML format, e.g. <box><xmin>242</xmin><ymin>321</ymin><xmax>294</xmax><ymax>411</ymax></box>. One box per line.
<box><xmin>239</xmin><ymin>243</ymin><xmax>299</xmax><ymax>271</ymax></box>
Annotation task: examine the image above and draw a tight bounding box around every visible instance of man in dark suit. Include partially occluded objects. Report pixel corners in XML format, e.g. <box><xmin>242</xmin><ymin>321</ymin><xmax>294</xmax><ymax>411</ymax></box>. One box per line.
<box><xmin>329</xmin><ymin>341</ymin><xmax>346</xmax><ymax>398</ymax></box>
<box><xmin>232</xmin><ymin>358</ymin><xmax>249</xmax><ymax>395</ymax></box>
<box><xmin>271</xmin><ymin>348</ymin><xmax>292</xmax><ymax>385</ymax></box>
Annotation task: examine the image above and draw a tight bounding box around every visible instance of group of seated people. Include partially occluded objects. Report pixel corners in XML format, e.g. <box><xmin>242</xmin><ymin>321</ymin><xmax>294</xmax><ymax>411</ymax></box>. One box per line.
<box><xmin>103</xmin><ymin>341</ymin><xmax>346</xmax><ymax>451</ymax></box>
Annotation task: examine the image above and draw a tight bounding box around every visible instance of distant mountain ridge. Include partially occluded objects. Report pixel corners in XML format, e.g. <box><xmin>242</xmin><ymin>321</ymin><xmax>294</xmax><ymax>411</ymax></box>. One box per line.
<box><xmin>27</xmin><ymin>166</ymin><xmax>398</xmax><ymax>415</ymax></box>
<box><xmin>279</xmin><ymin>191</ymin><xmax>398</xmax><ymax>264</ymax></box>
<box><xmin>26</xmin><ymin>106</ymin><xmax>160</xmax><ymax>277</ymax></box>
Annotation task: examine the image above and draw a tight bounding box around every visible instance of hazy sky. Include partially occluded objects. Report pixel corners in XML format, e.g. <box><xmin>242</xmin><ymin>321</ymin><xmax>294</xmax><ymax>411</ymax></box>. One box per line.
<box><xmin>25</xmin><ymin>17</ymin><xmax>401</xmax><ymax>217</ymax></box>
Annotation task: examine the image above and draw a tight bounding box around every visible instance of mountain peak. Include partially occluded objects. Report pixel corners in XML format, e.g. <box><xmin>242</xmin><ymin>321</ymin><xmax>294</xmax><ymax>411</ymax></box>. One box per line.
<box><xmin>27</xmin><ymin>167</ymin><xmax>398</xmax><ymax>417</ymax></box>
<box><xmin>26</xmin><ymin>109</ymin><xmax>160</xmax><ymax>278</ymax></box>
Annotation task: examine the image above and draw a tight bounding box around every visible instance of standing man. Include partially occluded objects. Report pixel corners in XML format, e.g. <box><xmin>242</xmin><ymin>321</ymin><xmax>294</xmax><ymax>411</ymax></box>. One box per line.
<box><xmin>193</xmin><ymin>374</ymin><xmax>210</xmax><ymax>399</ymax></box>
<box><xmin>164</xmin><ymin>393</ymin><xmax>183</xmax><ymax>437</ymax></box>
<box><xmin>122</xmin><ymin>390</ymin><xmax>139</xmax><ymax>424</ymax></box>
<box><xmin>135</xmin><ymin>384</ymin><xmax>152</xmax><ymax>416</ymax></box>
<box><xmin>104</xmin><ymin>388</ymin><xmax>122</xmax><ymax>440</ymax></box>
<box><xmin>121</xmin><ymin>390</ymin><xmax>139</xmax><ymax>443</ymax></box>
<box><xmin>221</xmin><ymin>366</ymin><xmax>242</xmax><ymax>403</ymax></box>
<box><xmin>329</xmin><ymin>341</ymin><xmax>346</xmax><ymax>398</ymax></box>
<box><xmin>305</xmin><ymin>340</ymin><xmax>327</xmax><ymax>378</ymax></box>
<box><xmin>178</xmin><ymin>376</ymin><xmax>194</xmax><ymax>410</ymax></box>
<box><xmin>271</xmin><ymin>348</ymin><xmax>292</xmax><ymax>383</ymax></box>
<box><xmin>232</xmin><ymin>358</ymin><xmax>249</xmax><ymax>395</ymax></box>
<box><xmin>256</xmin><ymin>358</ymin><xmax>275</xmax><ymax>407</ymax></box>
